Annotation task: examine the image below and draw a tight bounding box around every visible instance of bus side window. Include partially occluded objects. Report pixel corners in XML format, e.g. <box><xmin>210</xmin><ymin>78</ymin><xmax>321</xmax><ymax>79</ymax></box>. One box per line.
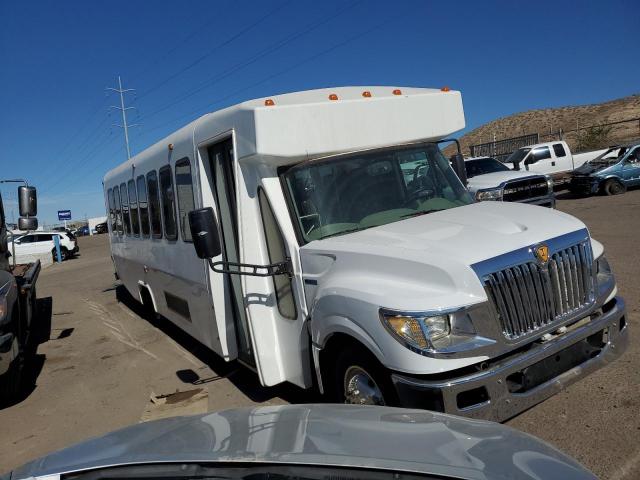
<box><xmin>120</xmin><ymin>182</ymin><xmax>131</xmax><ymax>236</ymax></box>
<box><xmin>159</xmin><ymin>165</ymin><xmax>178</xmax><ymax>241</ymax></box>
<box><xmin>107</xmin><ymin>188</ymin><xmax>116</xmax><ymax>233</ymax></box>
<box><xmin>114</xmin><ymin>186</ymin><xmax>123</xmax><ymax>234</ymax></box>
<box><xmin>175</xmin><ymin>158</ymin><xmax>195</xmax><ymax>242</ymax></box>
<box><xmin>128</xmin><ymin>179</ymin><xmax>140</xmax><ymax>236</ymax></box>
<box><xmin>146</xmin><ymin>170</ymin><xmax>162</xmax><ymax>238</ymax></box>
<box><xmin>258</xmin><ymin>188</ymin><xmax>296</xmax><ymax>320</ymax></box>
<box><xmin>137</xmin><ymin>175</ymin><xmax>150</xmax><ymax>238</ymax></box>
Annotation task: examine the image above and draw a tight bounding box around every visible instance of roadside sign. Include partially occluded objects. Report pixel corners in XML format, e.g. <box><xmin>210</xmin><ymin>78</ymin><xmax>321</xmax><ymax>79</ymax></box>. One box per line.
<box><xmin>58</xmin><ymin>210</ymin><xmax>72</xmax><ymax>221</ymax></box>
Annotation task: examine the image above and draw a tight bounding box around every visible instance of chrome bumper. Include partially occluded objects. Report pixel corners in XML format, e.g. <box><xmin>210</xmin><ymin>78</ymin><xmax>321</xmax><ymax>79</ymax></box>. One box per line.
<box><xmin>392</xmin><ymin>296</ymin><xmax>627</xmax><ymax>422</ymax></box>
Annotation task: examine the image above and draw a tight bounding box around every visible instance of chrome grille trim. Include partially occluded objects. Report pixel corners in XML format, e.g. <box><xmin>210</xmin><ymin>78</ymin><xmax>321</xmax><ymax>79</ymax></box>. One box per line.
<box><xmin>480</xmin><ymin>239</ymin><xmax>595</xmax><ymax>340</ymax></box>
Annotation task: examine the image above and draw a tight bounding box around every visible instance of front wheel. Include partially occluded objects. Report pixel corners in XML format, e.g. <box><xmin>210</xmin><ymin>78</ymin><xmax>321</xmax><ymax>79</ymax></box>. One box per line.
<box><xmin>603</xmin><ymin>178</ymin><xmax>626</xmax><ymax>196</ymax></box>
<box><xmin>331</xmin><ymin>345</ymin><xmax>398</xmax><ymax>406</ymax></box>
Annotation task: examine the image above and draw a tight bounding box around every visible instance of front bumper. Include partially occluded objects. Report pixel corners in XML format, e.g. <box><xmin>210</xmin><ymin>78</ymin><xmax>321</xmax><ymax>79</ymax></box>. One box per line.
<box><xmin>392</xmin><ymin>296</ymin><xmax>628</xmax><ymax>422</ymax></box>
<box><xmin>570</xmin><ymin>177</ymin><xmax>599</xmax><ymax>195</ymax></box>
<box><xmin>518</xmin><ymin>194</ymin><xmax>556</xmax><ymax>208</ymax></box>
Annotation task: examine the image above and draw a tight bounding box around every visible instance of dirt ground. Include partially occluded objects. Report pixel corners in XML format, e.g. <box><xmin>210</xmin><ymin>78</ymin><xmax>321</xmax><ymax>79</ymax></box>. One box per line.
<box><xmin>1</xmin><ymin>190</ymin><xmax>638</xmax><ymax>478</ymax></box>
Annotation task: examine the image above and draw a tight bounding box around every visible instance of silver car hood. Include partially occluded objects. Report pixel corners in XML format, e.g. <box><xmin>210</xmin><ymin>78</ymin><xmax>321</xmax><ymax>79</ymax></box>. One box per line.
<box><xmin>11</xmin><ymin>405</ymin><xmax>593</xmax><ymax>480</ymax></box>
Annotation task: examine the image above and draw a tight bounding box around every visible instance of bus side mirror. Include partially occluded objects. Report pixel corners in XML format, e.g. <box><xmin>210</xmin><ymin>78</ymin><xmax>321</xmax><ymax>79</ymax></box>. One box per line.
<box><xmin>18</xmin><ymin>186</ymin><xmax>37</xmax><ymax>217</ymax></box>
<box><xmin>18</xmin><ymin>217</ymin><xmax>38</xmax><ymax>231</ymax></box>
<box><xmin>449</xmin><ymin>153</ymin><xmax>467</xmax><ymax>186</ymax></box>
<box><xmin>188</xmin><ymin>208</ymin><xmax>221</xmax><ymax>259</ymax></box>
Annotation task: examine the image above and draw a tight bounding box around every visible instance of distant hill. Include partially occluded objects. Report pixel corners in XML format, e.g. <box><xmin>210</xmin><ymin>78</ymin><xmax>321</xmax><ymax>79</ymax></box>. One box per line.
<box><xmin>448</xmin><ymin>94</ymin><xmax>640</xmax><ymax>157</ymax></box>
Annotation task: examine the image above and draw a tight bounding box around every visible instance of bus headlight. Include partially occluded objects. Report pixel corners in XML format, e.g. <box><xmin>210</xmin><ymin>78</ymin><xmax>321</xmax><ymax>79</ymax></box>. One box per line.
<box><xmin>380</xmin><ymin>309</ymin><xmax>450</xmax><ymax>351</ymax></box>
<box><xmin>475</xmin><ymin>188</ymin><xmax>503</xmax><ymax>201</ymax></box>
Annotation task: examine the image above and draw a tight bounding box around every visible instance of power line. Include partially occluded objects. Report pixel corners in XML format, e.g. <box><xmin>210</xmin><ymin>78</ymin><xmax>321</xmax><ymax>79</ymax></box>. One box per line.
<box><xmin>140</xmin><ymin>13</ymin><xmax>402</xmax><ymax>139</ymax></box>
<box><xmin>138</xmin><ymin>1</ymin><xmax>361</xmax><ymax>123</ymax></box>
<box><xmin>106</xmin><ymin>76</ymin><xmax>138</xmax><ymax>159</ymax></box>
<box><xmin>136</xmin><ymin>0</ymin><xmax>292</xmax><ymax>101</ymax></box>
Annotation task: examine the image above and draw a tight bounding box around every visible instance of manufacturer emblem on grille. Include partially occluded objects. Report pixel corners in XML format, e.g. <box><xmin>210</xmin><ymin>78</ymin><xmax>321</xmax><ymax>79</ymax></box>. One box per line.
<box><xmin>534</xmin><ymin>244</ymin><xmax>549</xmax><ymax>263</ymax></box>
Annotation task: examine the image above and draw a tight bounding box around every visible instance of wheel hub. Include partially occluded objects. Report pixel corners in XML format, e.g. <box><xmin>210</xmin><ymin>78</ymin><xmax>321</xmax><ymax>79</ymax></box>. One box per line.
<box><xmin>344</xmin><ymin>366</ymin><xmax>385</xmax><ymax>406</ymax></box>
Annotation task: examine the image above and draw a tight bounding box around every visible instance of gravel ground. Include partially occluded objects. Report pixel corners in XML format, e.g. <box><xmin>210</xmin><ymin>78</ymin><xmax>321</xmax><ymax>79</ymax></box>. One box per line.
<box><xmin>0</xmin><ymin>189</ymin><xmax>638</xmax><ymax>478</ymax></box>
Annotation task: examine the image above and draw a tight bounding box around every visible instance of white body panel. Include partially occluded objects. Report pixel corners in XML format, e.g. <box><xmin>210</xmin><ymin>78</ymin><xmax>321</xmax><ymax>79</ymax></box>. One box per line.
<box><xmin>104</xmin><ymin>87</ymin><xmax>466</xmax><ymax>388</ymax></box>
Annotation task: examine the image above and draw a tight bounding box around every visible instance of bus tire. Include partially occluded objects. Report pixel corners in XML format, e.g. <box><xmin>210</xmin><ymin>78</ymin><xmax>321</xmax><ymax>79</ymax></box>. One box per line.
<box><xmin>603</xmin><ymin>179</ymin><xmax>625</xmax><ymax>196</ymax></box>
<box><xmin>331</xmin><ymin>344</ymin><xmax>398</xmax><ymax>406</ymax></box>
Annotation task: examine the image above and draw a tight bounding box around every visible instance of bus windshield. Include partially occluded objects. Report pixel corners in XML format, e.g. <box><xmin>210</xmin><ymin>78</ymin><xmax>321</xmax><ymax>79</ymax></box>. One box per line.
<box><xmin>282</xmin><ymin>144</ymin><xmax>472</xmax><ymax>243</ymax></box>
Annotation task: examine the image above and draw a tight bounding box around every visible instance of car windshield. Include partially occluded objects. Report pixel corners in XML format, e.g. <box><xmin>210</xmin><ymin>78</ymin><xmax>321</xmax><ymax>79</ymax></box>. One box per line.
<box><xmin>465</xmin><ymin>157</ymin><xmax>510</xmax><ymax>178</ymax></box>
<box><xmin>505</xmin><ymin>147</ymin><xmax>530</xmax><ymax>164</ymax></box>
<box><xmin>282</xmin><ymin>144</ymin><xmax>472</xmax><ymax>243</ymax></box>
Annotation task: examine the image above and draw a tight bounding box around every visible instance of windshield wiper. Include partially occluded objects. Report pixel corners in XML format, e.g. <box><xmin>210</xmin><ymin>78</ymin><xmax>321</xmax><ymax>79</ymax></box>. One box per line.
<box><xmin>319</xmin><ymin>227</ymin><xmax>363</xmax><ymax>240</ymax></box>
<box><xmin>401</xmin><ymin>209</ymin><xmax>446</xmax><ymax>218</ymax></box>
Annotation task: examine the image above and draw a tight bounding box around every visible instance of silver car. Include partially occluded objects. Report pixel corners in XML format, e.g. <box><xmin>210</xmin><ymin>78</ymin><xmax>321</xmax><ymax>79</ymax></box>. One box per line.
<box><xmin>7</xmin><ymin>405</ymin><xmax>595</xmax><ymax>480</ymax></box>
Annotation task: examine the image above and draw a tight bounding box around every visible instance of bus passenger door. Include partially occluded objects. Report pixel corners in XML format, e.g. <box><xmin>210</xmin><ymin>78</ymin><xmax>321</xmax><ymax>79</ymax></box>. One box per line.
<box><xmin>207</xmin><ymin>139</ymin><xmax>255</xmax><ymax>366</ymax></box>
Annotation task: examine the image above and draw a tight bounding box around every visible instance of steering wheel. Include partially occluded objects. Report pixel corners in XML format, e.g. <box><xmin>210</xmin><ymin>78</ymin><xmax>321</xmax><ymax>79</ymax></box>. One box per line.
<box><xmin>402</xmin><ymin>186</ymin><xmax>434</xmax><ymax>207</ymax></box>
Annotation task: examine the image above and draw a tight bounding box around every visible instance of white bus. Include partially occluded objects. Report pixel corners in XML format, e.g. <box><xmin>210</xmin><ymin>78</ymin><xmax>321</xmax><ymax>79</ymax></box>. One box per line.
<box><xmin>104</xmin><ymin>87</ymin><xmax>626</xmax><ymax>421</ymax></box>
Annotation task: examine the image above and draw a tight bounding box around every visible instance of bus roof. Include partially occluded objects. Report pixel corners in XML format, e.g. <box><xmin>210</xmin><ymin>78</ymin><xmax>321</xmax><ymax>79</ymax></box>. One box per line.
<box><xmin>105</xmin><ymin>86</ymin><xmax>465</xmax><ymax>183</ymax></box>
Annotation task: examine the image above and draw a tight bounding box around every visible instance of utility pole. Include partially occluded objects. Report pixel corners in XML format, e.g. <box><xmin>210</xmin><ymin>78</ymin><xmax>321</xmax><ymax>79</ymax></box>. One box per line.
<box><xmin>106</xmin><ymin>76</ymin><xmax>138</xmax><ymax>159</ymax></box>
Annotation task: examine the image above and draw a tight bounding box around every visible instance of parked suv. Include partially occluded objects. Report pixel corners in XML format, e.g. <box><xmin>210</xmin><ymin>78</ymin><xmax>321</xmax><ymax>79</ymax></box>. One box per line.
<box><xmin>569</xmin><ymin>143</ymin><xmax>640</xmax><ymax>195</ymax></box>
<box><xmin>10</xmin><ymin>231</ymin><xmax>79</xmax><ymax>261</ymax></box>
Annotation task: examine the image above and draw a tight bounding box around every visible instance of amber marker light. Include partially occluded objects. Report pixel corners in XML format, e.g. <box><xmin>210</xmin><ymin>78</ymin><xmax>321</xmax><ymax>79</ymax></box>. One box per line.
<box><xmin>328</xmin><ymin>93</ymin><xmax>339</xmax><ymax>100</ymax></box>
<box><xmin>392</xmin><ymin>89</ymin><xmax>402</xmax><ymax>95</ymax></box>
<box><xmin>441</xmin><ymin>86</ymin><xmax>451</xmax><ymax>92</ymax></box>
<box><xmin>264</xmin><ymin>99</ymin><xmax>275</xmax><ymax>106</ymax></box>
<box><xmin>362</xmin><ymin>91</ymin><xmax>372</xmax><ymax>98</ymax></box>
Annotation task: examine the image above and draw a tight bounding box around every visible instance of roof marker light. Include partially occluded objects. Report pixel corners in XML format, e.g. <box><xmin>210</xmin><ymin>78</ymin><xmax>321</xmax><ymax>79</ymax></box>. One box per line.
<box><xmin>329</xmin><ymin>93</ymin><xmax>339</xmax><ymax>101</ymax></box>
<box><xmin>264</xmin><ymin>99</ymin><xmax>275</xmax><ymax>106</ymax></box>
<box><xmin>362</xmin><ymin>91</ymin><xmax>372</xmax><ymax>98</ymax></box>
<box><xmin>441</xmin><ymin>86</ymin><xmax>451</xmax><ymax>92</ymax></box>
<box><xmin>392</xmin><ymin>89</ymin><xmax>402</xmax><ymax>95</ymax></box>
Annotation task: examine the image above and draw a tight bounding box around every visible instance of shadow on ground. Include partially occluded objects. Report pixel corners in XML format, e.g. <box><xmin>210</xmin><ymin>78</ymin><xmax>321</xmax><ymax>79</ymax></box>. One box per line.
<box><xmin>114</xmin><ymin>285</ymin><xmax>317</xmax><ymax>405</ymax></box>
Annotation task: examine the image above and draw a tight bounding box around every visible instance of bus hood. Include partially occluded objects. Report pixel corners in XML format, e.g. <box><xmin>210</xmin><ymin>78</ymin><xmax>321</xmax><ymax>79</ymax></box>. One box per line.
<box><xmin>9</xmin><ymin>405</ymin><xmax>593</xmax><ymax>480</ymax></box>
<box><xmin>304</xmin><ymin>201</ymin><xmax>586</xmax><ymax>268</ymax></box>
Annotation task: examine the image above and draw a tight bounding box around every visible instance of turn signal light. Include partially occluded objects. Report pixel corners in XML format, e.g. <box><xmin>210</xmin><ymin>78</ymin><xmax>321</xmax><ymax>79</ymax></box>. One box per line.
<box><xmin>441</xmin><ymin>86</ymin><xmax>451</xmax><ymax>92</ymax></box>
<box><xmin>328</xmin><ymin>93</ymin><xmax>339</xmax><ymax>100</ymax></box>
<box><xmin>264</xmin><ymin>99</ymin><xmax>275</xmax><ymax>106</ymax></box>
<box><xmin>362</xmin><ymin>91</ymin><xmax>372</xmax><ymax>98</ymax></box>
<box><xmin>392</xmin><ymin>89</ymin><xmax>402</xmax><ymax>95</ymax></box>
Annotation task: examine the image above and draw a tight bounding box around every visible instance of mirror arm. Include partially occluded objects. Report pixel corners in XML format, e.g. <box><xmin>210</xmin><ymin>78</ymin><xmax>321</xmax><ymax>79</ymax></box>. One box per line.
<box><xmin>208</xmin><ymin>258</ymin><xmax>293</xmax><ymax>277</ymax></box>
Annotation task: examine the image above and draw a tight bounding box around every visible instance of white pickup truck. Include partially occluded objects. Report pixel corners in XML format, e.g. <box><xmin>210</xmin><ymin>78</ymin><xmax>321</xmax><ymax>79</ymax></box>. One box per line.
<box><xmin>503</xmin><ymin>140</ymin><xmax>607</xmax><ymax>183</ymax></box>
<box><xmin>465</xmin><ymin>156</ymin><xmax>555</xmax><ymax>207</ymax></box>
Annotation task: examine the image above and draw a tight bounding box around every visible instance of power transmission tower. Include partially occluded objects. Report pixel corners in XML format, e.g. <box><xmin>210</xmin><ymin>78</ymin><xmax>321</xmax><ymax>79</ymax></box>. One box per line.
<box><xmin>106</xmin><ymin>76</ymin><xmax>139</xmax><ymax>159</ymax></box>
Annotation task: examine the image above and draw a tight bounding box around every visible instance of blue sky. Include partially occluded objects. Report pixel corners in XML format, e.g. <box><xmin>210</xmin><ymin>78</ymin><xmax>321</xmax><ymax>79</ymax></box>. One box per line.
<box><xmin>1</xmin><ymin>0</ymin><xmax>638</xmax><ymax>225</ymax></box>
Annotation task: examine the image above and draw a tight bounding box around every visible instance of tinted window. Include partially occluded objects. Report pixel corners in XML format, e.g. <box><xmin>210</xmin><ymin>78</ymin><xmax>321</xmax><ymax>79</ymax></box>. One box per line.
<box><xmin>107</xmin><ymin>189</ymin><xmax>116</xmax><ymax>233</ymax></box>
<box><xmin>175</xmin><ymin>158</ymin><xmax>195</xmax><ymax>242</ymax></box>
<box><xmin>259</xmin><ymin>189</ymin><xmax>296</xmax><ymax>319</ymax></box>
<box><xmin>128</xmin><ymin>179</ymin><xmax>140</xmax><ymax>236</ymax></box>
<box><xmin>36</xmin><ymin>234</ymin><xmax>53</xmax><ymax>242</ymax></box>
<box><xmin>464</xmin><ymin>158</ymin><xmax>511</xmax><ymax>178</ymax></box>
<box><xmin>553</xmin><ymin>143</ymin><xmax>566</xmax><ymax>157</ymax></box>
<box><xmin>17</xmin><ymin>235</ymin><xmax>35</xmax><ymax>243</ymax></box>
<box><xmin>120</xmin><ymin>182</ymin><xmax>131</xmax><ymax>235</ymax></box>
<box><xmin>114</xmin><ymin>186</ymin><xmax>123</xmax><ymax>235</ymax></box>
<box><xmin>137</xmin><ymin>176</ymin><xmax>150</xmax><ymax>237</ymax></box>
<box><xmin>159</xmin><ymin>166</ymin><xmax>177</xmax><ymax>240</ymax></box>
<box><xmin>147</xmin><ymin>171</ymin><xmax>162</xmax><ymax>238</ymax></box>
